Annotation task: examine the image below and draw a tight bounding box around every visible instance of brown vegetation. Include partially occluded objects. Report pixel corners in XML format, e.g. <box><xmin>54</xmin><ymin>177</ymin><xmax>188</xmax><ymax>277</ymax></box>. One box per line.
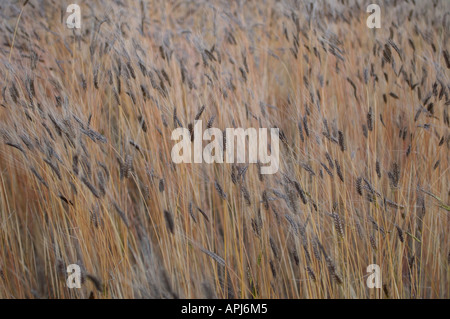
<box><xmin>0</xmin><ymin>0</ymin><xmax>448</xmax><ymax>298</ymax></box>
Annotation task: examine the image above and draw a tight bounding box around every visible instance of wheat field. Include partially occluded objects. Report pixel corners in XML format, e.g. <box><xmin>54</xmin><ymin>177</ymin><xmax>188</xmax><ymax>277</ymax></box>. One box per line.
<box><xmin>0</xmin><ymin>0</ymin><xmax>448</xmax><ymax>299</ymax></box>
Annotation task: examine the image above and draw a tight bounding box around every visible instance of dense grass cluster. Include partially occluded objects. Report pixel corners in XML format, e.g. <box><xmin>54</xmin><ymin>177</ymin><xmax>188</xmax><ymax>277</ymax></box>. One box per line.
<box><xmin>0</xmin><ymin>0</ymin><xmax>448</xmax><ymax>298</ymax></box>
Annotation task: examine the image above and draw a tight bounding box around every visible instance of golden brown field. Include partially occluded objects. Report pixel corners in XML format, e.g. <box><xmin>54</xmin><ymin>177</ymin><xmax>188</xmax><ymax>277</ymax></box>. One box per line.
<box><xmin>0</xmin><ymin>0</ymin><xmax>448</xmax><ymax>299</ymax></box>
